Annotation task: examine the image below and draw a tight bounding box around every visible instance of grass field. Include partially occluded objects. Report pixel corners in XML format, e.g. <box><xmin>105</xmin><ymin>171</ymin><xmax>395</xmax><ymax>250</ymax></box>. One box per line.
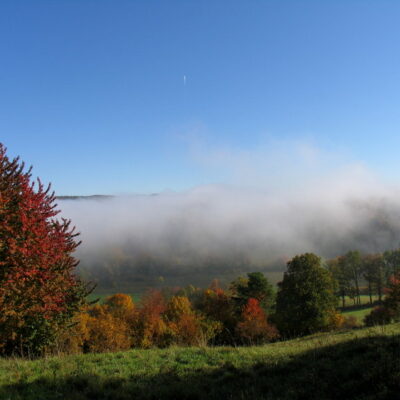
<box><xmin>342</xmin><ymin>295</ymin><xmax>380</xmax><ymax>306</ymax></box>
<box><xmin>342</xmin><ymin>307</ymin><xmax>374</xmax><ymax>322</ymax></box>
<box><xmin>1</xmin><ymin>323</ymin><xmax>399</xmax><ymax>400</ymax></box>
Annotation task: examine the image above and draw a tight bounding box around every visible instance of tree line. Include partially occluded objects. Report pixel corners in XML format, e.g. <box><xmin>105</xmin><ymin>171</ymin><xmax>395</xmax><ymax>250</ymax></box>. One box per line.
<box><xmin>328</xmin><ymin>249</ymin><xmax>400</xmax><ymax>307</ymax></box>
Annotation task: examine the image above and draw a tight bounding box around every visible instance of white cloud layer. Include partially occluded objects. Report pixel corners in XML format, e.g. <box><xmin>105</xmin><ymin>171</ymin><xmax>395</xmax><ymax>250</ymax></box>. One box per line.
<box><xmin>58</xmin><ymin>139</ymin><xmax>400</xmax><ymax>273</ymax></box>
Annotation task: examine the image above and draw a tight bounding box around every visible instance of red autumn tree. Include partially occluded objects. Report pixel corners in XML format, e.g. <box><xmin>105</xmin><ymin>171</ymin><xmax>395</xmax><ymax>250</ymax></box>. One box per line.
<box><xmin>235</xmin><ymin>298</ymin><xmax>278</xmax><ymax>344</ymax></box>
<box><xmin>132</xmin><ymin>290</ymin><xmax>170</xmax><ymax>348</ymax></box>
<box><xmin>384</xmin><ymin>273</ymin><xmax>400</xmax><ymax>319</ymax></box>
<box><xmin>0</xmin><ymin>144</ymin><xmax>89</xmax><ymax>355</ymax></box>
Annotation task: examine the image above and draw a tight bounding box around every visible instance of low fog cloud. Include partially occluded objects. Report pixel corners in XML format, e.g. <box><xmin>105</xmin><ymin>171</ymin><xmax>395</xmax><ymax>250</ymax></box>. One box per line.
<box><xmin>58</xmin><ymin>140</ymin><xmax>400</xmax><ymax>276</ymax></box>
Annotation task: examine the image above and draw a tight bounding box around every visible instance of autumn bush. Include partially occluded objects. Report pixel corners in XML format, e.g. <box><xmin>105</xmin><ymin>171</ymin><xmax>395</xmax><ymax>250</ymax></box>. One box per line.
<box><xmin>57</xmin><ymin>302</ymin><xmax>134</xmax><ymax>354</ymax></box>
<box><xmin>327</xmin><ymin>310</ymin><xmax>346</xmax><ymax>330</ymax></box>
<box><xmin>364</xmin><ymin>273</ymin><xmax>400</xmax><ymax>327</ymax></box>
<box><xmin>196</xmin><ymin>288</ymin><xmax>236</xmax><ymax>344</ymax></box>
<box><xmin>384</xmin><ymin>273</ymin><xmax>400</xmax><ymax>321</ymax></box>
<box><xmin>235</xmin><ymin>298</ymin><xmax>278</xmax><ymax>344</ymax></box>
<box><xmin>54</xmin><ymin>311</ymin><xmax>91</xmax><ymax>354</ymax></box>
<box><xmin>341</xmin><ymin>315</ymin><xmax>360</xmax><ymax>329</ymax></box>
<box><xmin>131</xmin><ymin>290</ymin><xmax>171</xmax><ymax>348</ymax></box>
<box><xmin>165</xmin><ymin>295</ymin><xmax>222</xmax><ymax>346</ymax></box>
<box><xmin>364</xmin><ymin>306</ymin><xmax>394</xmax><ymax>326</ymax></box>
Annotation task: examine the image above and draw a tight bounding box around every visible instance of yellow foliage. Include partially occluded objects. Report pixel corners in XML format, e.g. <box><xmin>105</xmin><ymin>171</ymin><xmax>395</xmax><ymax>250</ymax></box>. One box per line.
<box><xmin>58</xmin><ymin>303</ymin><xmax>132</xmax><ymax>354</ymax></box>
<box><xmin>104</xmin><ymin>293</ymin><xmax>135</xmax><ymax>321</ymax></box>
<box><xmin>84</xmin><ymin>310</ymin><xmax>131</xmax><ymax>353</ymax></box>
<box><xmin>56</xmin><ymin>311</ymin><xmax>91</xmax><ymax>354</ymax></box>
<box><xmin>327</xmin><ymin>310</ymin><xmax>345</xmax><ymax>330</ymax></box>
<box><xmin>165</xmin><ymin>296</ymin><xmax>193</xmax><ymax>321</ymax></box>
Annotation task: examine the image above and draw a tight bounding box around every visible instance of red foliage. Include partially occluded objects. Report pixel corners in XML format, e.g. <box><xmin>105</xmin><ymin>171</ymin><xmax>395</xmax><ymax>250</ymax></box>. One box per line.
<box><xmin>383</xmin><ymin>273</ymin><xmax>400</xmax><ymax>320</ymax></box>
<box><xmin>133</xmin><ymin>290</ymin><xmax>170</xmax><ymax>348</ymax></box>
<box><xmin>236</xmin><ymin>298</ymin><xmax>278</xmax><ymax>344</ymax></box>
<box><xmin>0</xmin><ymin>144</ymin><xmax>88</xmax><ymax>355</ymax></box>
<box><xmin>364</xmin><ymin>306</ymin><xmax>394</xmax><ymax>326</ymax></box>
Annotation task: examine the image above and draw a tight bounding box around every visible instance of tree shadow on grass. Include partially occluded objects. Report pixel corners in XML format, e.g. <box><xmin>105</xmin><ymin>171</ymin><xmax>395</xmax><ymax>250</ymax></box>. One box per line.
<box><xmin>2</xmin><ymin>334</ymin><xmax>400</xmax><ymax>400</ymax></box>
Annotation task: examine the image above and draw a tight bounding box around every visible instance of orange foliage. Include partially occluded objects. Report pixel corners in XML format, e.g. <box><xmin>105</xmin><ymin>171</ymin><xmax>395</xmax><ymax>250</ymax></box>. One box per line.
<box><xmin>84</xmin><ymin>305</ymin><xmax>132</xmax><ymax>352</ymax></box>
<box><xmin>327</xmin><ymin>310</ymin><xmax>345</xmax><ymax>330</ymax></box>
<box><xmin>56</xmin><ymin>310</ymin><xmax>91</xmax><ymax>354</ymax></box>
<box><xmin>133</xmin><ymin>290</ymin><xmax>171</xmax><ymax>348</ymax></box>
<box><xmin>164</xmin><ymin>295</ymin><xmax>221</xmax><ymax>346</ymax></box>
<box><xmin>57</xmin><ymin>299</ymin><xmax>134</xmax><ymax>354</ymax></box>
<box><xmin>104</xmin><ymin>293</ymin><xmax>135</xmax><ymax>322</ymax></box>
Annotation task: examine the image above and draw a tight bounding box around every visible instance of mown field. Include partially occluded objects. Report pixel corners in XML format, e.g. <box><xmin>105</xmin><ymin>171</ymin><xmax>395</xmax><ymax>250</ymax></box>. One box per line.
<box><xmin>1</xmin><ymin>323</ymin><xmax>399</xmax><ymax>400</ymax></box>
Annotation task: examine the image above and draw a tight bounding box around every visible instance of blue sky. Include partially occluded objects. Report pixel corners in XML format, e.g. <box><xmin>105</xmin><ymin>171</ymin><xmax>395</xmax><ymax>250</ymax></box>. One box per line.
<box><xmin>1</xmin><ymin>0</ymin><xmax>400</xmax><ymax>195</ymax></box>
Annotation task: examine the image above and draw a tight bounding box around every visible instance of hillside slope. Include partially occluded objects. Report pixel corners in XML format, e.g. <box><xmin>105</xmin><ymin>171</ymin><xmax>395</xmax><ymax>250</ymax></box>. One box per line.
<box><xmin>1</xmin><ymin>324</ymin><xmax>399</xmax><ymax>400</ymax></box>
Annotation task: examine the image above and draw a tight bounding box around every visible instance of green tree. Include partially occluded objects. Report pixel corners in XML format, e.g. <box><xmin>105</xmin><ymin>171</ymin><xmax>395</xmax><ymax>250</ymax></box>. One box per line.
<box><xmin>327</xmin><ymin>256</ymin><xmax>350</xmax><ymax>308</ymax></box>
<box><xmin>231</xmin><ymin>272</ymin><xmax>275</xmax><ymax>313</ymax></box>
<box><xmin>275</xmin><ymin>253</ymin><xmax>337</xmax><ymax>337</ymax></box>
<box><xmin>342</xmin><ymin>250</ymin><xmax>363</xmax><ymax>305</ymax></box>
<box><xmin>362</xmin><ymin>254</ymin><xmax>385</xmax><ymax>304</ymax></box>
<box><xmin>383</xmin><ymin>249</ymin><xmax>400</xmax><ymax>284</ymax></box>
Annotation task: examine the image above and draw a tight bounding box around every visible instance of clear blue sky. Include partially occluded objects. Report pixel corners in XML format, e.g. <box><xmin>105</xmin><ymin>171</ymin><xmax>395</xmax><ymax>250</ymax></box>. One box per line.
<box><xmin>1</xmin><ymin>0</ymin><xmax>400</xmax><ymax>195</ymax></box>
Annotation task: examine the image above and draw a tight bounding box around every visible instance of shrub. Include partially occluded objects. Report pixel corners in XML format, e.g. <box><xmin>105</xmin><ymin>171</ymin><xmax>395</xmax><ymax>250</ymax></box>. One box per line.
<box><xmin>235</xmin><ymin>298</ymin><xmax>278</xmax><ymax>344</ymax></box>
<box><xmin>384</xmin><ymin>274</ymin><xmax>400</xmax><ymax>321</ymax></box>
<box><xmin>165</xmin><ymin>295</ymin><xmax>222</xmax><ymax>346</ymax></box>
<box><xmin>327</xmin><ymin>310</ymin><xmax>345</xmax><ymax>330</ymax></box>
<box><xmin>196</xmin><ymin>288</ymin><xmax>236</xmax><ymax>344</ymax></box>
<box><xmin>55</xmin><ymin>310</ymin><xmax>91</xmax><ymax>354</ymax></box>
<box><xmin>132</xmin><ymin>290</ymin><xmax>171</xmax><ymax>348</ymax></box>
<box><xmin>364</xmin><ymin>306</ymin><xmax>394</xmax><ymax>327</ymax></box>
<box><xmin>341</xmin><ymin>315</ymin><xmax>360</xmax><ymax>329</ymax></box>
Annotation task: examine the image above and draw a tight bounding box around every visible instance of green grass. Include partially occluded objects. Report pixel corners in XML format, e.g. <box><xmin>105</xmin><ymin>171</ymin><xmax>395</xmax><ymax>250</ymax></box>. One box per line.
<box><xmin>1</xmin><ymin>323</ymin><xmax>399</xmax><ymax>400</ymax></box>
<box><xmin>342</xmin><ymin>307</ymin><xmax>374</xmax><ymax>322</ymax></box>
<box><xmin>342</xmin><ymin>295</ymin><xmax>380</xmax><ymax>306</ymax></box>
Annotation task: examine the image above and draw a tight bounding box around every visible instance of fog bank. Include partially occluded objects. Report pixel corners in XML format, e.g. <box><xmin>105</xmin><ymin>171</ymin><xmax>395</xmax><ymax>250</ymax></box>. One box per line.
<box><xmin>59</xmin><ymin>167</ymin><xmax>400</xmax><ymax>283</ymax></box>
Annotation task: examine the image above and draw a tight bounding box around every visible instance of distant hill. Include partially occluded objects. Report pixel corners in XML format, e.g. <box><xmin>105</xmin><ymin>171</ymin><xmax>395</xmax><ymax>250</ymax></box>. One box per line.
<box><xmin>57</xmin><ymin>195</ymin><xmax>114</xmax><ymax>201</ymax></box>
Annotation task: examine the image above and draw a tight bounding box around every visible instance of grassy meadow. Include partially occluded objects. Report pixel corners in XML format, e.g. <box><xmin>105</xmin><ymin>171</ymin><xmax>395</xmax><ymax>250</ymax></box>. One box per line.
<box><xmin>1</xmin><ymin>323</ymin><xmax>399</xmax><ymax>400</ymax></box>
<box><xmin>342</xmin><ymin>307</ymin><xmax>374</xmax><ymax>322</ymax></box>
